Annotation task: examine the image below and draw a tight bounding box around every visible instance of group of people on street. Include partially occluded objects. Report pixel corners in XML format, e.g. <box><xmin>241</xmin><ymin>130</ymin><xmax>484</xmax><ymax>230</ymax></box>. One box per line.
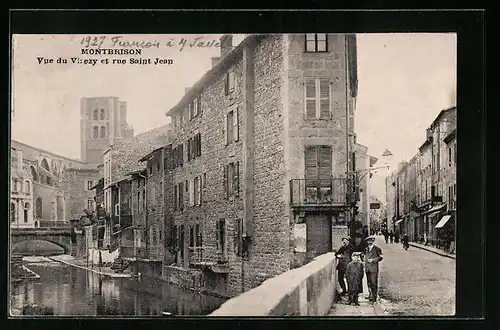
<box><xmin>335</xmin><ymin>234</ymin><xmax>384</xmax><ymax>305</ymax></box>
<box><xmin>382</xmin><ymin>229</ymin><xmax>400</xmax><ymax>244</ymax></box>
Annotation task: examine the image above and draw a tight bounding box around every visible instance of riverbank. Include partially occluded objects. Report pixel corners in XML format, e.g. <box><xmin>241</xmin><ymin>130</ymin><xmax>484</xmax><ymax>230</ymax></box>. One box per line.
<box><xmin>50</xmin><ymin>255</ymin><xmax>134</xmax><ymax>278</ymax></box>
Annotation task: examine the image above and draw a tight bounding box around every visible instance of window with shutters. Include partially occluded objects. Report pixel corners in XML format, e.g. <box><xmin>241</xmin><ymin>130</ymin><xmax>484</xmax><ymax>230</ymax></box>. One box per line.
<box><xmin>224</xmin><ymin>106</ymin><xmax>239</xmax><ymax>145</ymax></box>
<box><xmin>305</xmin><ymin>145</ymin><xmax>333</xmax><ymax>203</ymax></box>
<box><xmin>225</xmin><ymin>71</ymin><xmax>236</xmax><ymax>95</ymax></box>
<box><xmin>305</xmin><ymin>33</ymin><xmax>328</xmax><ymax>52</ymax></box>
<box><xmin>202</xmin><ymin>172</ymin><xmax>207</xmax><ymax>188</ymax></box>
<box><xmin>172</xmin><ymin>225</ymin><xmax>178</xmax><ymax>251</ymax></box>
<box><xmin>305</xmin><ymin>78</ymin><xmax>331</xmax><ymax>120</ymax></box>
<box><xmin>216</xmin><ymin>219</ymin><xmax>226</xmax><ymax>258</ymax></box>
<box><xmin>224</xmin><ymin>162</ymin><xmax>240</xmax><ymax>198</ymax></box>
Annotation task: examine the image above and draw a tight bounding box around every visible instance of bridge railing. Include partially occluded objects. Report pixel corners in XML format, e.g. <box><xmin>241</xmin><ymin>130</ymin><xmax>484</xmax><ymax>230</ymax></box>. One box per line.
<box><xmin>37</xmin><ymin>220</ymin><xmax>71</xmax><ymax>229</ymax></box>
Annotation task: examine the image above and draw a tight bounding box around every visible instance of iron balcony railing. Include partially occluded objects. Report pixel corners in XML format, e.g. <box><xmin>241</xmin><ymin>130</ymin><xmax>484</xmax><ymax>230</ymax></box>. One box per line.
<box><xmin>290</xmin><ymin>178</ymin><xmax>347</xmax><ymax>206</ymax></box>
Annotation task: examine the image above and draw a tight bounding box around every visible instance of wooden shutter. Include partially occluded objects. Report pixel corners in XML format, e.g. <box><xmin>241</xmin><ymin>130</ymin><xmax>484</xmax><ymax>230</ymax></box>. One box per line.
<box><xmin>224</xmin><ymin>113</ymin><xmax>228</xmax><ymax>145</ymax></box>
<box><xmin>318</xmin><ymin>146</ymin><xmax>333</xmax><ymax>183</ymax></box>
<box><xmin>191</xmin><ymin>179</ymin><xmax>195</xmax><ymax>206</ymax></box>
<box><xmin>179</xmin><ymin>144</ymin><xmax>184</xmax><ymax>166</ymax></box>
<box><xmin>179</xmin><ymin>182</ymin><xmax>183</xmax><ymax>210</ymax></box>
<box><xmin>319</xmin><ymin>79</ymin><xmax>331</xmax><ymax>119</ymax></box>
<box><xmin>198</xmin><ymin>95</ymin><xmax>202</xmax><ymax>114</ymax></box>
<box><xmin>198</xmin><ymin>176</ymin><xmax>203</xmax><ymax>205</ymax></box>
<box><xmin>223</xmin><ymin>165</ymin><xmax>228</xmax><ymax>199</ymax></box>
<box><xmin>234</xmin><ymin>106</ymin><xmax>239</xmax><ymax>142</ymax></box>
<box><xmin>197</xmin><ymin>133</ymin><xmax>202</xmax><ymax>157</ymax></box>
<box><xmin>305</xmin><ymin>146</ymin><xmax>318</xmax><ymax>185</ymax></box>
<box><xmin>234</xmin><ymin>218</ymin><xmax>241</xmax><ymax>256</ymax></box>
<box><xmin>187</xmin><ymin>139</ymin><xmax>191</xmax><ymax>161</ymax></box>
<box><xmin>305</xmin><ymin>79</ymin><xmax>316</xmax><ymax>119</ymax></box>
<box><xmin>234</xmin><ymin>161</ymin><xmax>240</xmax><ymax>197</ymax></box>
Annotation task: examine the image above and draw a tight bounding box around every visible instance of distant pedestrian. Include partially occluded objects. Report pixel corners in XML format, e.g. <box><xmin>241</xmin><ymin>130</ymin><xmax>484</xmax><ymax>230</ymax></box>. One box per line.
<box><xmin>362</xmin><ymin>225</ymin><xmax>369</xmax><ymax>240</ymax></box>
<box><xmin>346</xmin><ymin>252</ymin><xmax>364</xmax><ymax>306</ymax></box>
<box><xmin>402</xmin><ymin>234</ymin><xmax>409</xmax><ymax>250</ymax></box>
<box><xmin>389</xmin><ymin>231</ymin><xmax>394</xmax><ymax>243</ymax></box>
<box><xmin>335</xmin><ymin>237</ymin><xmax>353</xmax><ymax>297</ymax></box>
<box><xmin>383</xmin><ymin>230</ymin><xmax>389</xmax><ymax>244</ymax></box>
<box><xmin>394</xmin><ymin>232</ymin><xmax>400</xmax><ymax>243</ymax></box>
<box><xmin>364</xmin><ymin>236</ymin><xmax>384</xmax><ymax>302</ymax></box>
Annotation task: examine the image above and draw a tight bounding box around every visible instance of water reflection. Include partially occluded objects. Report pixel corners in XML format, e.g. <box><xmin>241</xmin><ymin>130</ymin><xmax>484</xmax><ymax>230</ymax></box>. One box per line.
<box><xmin>11</xmin><ymin>263</ymin><xmax>225</xmax><ymax>316</ymax></box>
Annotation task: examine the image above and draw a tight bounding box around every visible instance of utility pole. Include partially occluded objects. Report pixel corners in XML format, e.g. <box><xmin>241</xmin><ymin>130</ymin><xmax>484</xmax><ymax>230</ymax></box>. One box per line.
<box><xmin>344</xmin><ymin>33</ymin><xmax>352</xmax><ymax>231</ymax></box>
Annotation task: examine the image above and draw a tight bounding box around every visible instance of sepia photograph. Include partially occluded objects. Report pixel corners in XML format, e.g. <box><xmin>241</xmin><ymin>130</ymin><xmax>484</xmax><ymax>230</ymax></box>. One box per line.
<box><xmin>9</xmin><ymin>31</ymin><xmax>457</xmax><ymax>317</ymax></box>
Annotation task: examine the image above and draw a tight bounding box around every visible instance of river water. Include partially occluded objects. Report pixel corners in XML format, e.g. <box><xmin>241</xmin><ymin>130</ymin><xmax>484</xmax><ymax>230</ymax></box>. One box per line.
<box><xmin>10</xmin><ymin>258</ymin><xmax>226</xmax><ymax>316</ymax></box>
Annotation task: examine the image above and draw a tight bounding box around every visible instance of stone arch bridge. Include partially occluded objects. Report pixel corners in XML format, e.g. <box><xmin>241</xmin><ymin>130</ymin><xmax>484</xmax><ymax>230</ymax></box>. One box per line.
<box><xmin>11</xmin><ymin>227</ymin><xmax>75</xmax><ymax>256</ymax></box>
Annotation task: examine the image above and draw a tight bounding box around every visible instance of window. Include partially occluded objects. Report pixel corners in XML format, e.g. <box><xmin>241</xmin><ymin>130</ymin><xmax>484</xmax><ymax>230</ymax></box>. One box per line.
<box><xmin>448</xmin><ymin>147</ymin><xmax>452</xmax><ymax>167</ymax></box>
<box><xmin>189</xmin><ymin>178</ymin><xmax>195</xmax><ymax>207</ymax></box>
<box><xmin>187</xmin><ymin>133</ymin><xmax>202</xmax><ymax>161</ymax></box>
<box><xmin>225</xmin><ymin>71</ymin><xmax>237</xmax><ymax>95</ymax></box>
<box><xmin>100</xmin><ymin>126</ymin><xmax>106</xmax><ymax>138</ymax></box>
<box><xmin>224</xmin><ymin>162</ymin><xmax>240</xmax><ymax>198</ymax></box>
<box><xmin>157</xmin><ymin>163</ymin><xmax>160</xmax><ymax>173</ymax></box>
<box><xmin>23</xmin><ymin>180</ymin><xmax>31</xmax><ymax>194</ymax></box>
<box><xmin>93</xmin><ymin>109</ymin><xmax>99</xmax><ymax>120</ymax></box>
<box><xmin>87</xmin><ymin>199</ymin><xmax>95</xmax><ymax>210</ymax></box>
<box><xmin>11</xmin><ymin>203</ymin><xmax>16</xmax><ymax>223</ymax></box>
<box><xmin>173</xmin><ymin>144</ymin><xmax>184</xmax><ymax>168</ymax></box>
<box><xmin>202</xmin><ymin>173</ymin><xmax>207</xmax><ymax>188</ymax></box>
<box><xmin>100</xmin><ymin>108</ymin><xmax>105</xmax><ymax>120</ymax></box>
<box><xmin>178</xmin><ymin>182</ymin><xmax>184</xmax><ymax>210</ymax></box>
<box><xmin>305</xmin><ymin>33</ymin><xmax>328</xmax><ymax>52</ymax></box>
<box><xmin>151</xmin><ymin>186</ymin><xmax>156</xmax><ymax>203</ymax></box>
<box><xmin>305</xmin><ymin>78</ymin><xmax>331</xmax><ymax>120</ymax></box>
<box><xmin>216</xmin><ymin>219</ymin><xmax>226</xmax><ymax>257</ymax></box>
<box><xmin>93</xmin><ymin>126</ymin><xmax>99</xmax><ymax>139</ymax></box>
<box><xmin>24</xmin><ymin>208</ymin><xmax>28</xmax><ymax>223</ymax></box>
<box><xmin>87</xmin><ymin>180</ymin><xmax>95</xmax><ymax>191</ymax></box>
<box><xmin>224</xmin><ymin>106</ymin><xmax>239</xmax><ymax>145</ymax></box>
<box><xmin>189</xmin><ymin>226</ymin><xmax>195</xmax><ymax>247</ymax></box>
<box><xmin>160</xmin><ymin>181</ymin><xmax>163</xmax><ymax>196</ymax></box>
<box><xmin>194</xmin><ymin>176</ymin><xmax>201</xmax><ymax>206</ymax></box>
<box><xmin>195</xmin><ymin>223</ymin><xmax>202</xmax><ymax>248</ymax></box>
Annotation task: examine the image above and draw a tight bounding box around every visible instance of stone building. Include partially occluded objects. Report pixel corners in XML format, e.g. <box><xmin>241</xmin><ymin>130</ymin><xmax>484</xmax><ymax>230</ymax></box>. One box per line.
<box><xmin>10</xmin><ymin>147</ymin><xmax>34</xmax><ymax>228</ymax></box>
<box><xmin>164</xmin><ymin>33</ymin><xmax>358</xmax><ymax>298</ymax></box>
<box><xmin>80</xmin><ymin>97</ymin><xmax>134</xmax><ymax>165</ymax></box>
<box><xmin>10</xmin><ymin>140</ymin><xmax>99</xmax><ymax>228</ymax></box>
<box><xmin>386</xmin><ymin>106</ymin><xmax>456</xmax><ymax>251</ymax></box>
<box><xmin>385</xmin><ymin>171</ymin><xmax>396</xmax><ymax>233</ymax></box>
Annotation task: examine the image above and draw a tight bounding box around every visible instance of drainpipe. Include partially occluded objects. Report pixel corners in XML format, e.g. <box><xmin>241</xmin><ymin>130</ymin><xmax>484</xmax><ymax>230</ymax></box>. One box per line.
<box><xmin>344</xmin><ymin>34</ymin><xmax>351</xmax><ymax>230</ymax></box>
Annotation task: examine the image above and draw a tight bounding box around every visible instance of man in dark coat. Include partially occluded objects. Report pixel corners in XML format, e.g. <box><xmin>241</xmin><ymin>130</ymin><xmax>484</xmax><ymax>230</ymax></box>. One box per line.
<box><xmin>364</xmin><ymin>236</ymin><xmax>384</xmax><ymax>302</ymax></box>
<box><xmin>335</xmin><ymin>237</ymin><xmax>353</xmax><ymax>296</ymax></box>
<box><xmin>352</xmin><ymin>233</ymin><xmax>367</xmax><ymax>254</ymax></box>
<box><xmin>346</xmin><ymin>252</ymin><xmax>364</xmax><ymax>306</ymax></box>
<box><xmin>383</xmin><ymin>230</ymin><xmax>389</xmax><ymax>244</ymax></box>
<box><xmin>389</xmin><ymin>231</ymin><xmax>394</xmax><ymax>243</ymax></box>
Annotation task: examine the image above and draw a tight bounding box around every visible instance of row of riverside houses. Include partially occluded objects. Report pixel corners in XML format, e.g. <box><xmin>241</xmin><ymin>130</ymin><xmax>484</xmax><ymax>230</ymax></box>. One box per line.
<box><xmin>385</xmin><ymin>106</ymin><xmax>456</xmax><ymax>254</ymax></box>
<box><xmin>90</xmin><ymin>33</ymin><xmax>364</xmax><ymax>298</ymax></box>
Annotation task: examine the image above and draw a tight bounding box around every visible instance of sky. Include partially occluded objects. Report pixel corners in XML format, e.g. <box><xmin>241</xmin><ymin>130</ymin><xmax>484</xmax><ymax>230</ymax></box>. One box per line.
<box><xmin>11</xmin><ymin>33</ymin><xmax>456</xmax><ymax>201</ymax></box>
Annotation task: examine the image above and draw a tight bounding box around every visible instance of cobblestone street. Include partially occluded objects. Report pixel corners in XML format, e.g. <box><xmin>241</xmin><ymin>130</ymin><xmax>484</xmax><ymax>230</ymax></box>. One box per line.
<box><xmin>329</xmin><ymin>236</ymin><xmax>455</xmax><ymax>316</ymax></box>
<box><xmin>378</xmin><ymin>236</ymin><xmax>455</xmax><ymax>316</ymax></box>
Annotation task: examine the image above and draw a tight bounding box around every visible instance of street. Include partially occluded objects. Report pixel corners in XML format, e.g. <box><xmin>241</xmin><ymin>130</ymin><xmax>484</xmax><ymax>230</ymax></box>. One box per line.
<box><xmin>329</xmin><ymin>236</ymin><xmax>455</xmax><ymax>316</ymax></box>
<box><xmin>377</xmin><ymin>236</ymin><xmax>455</xmax><ymax>316</ymax></box>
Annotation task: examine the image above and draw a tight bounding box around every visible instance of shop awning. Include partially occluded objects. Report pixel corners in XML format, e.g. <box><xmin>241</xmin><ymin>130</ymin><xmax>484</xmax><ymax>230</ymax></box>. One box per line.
<box><xmin>420</xmin><ymin>203</ymin><xmax>446</xmax><ymax>216</ymax></box>
<box><xmin>435</xmin><ymin>215</ymin><xmax>452</xmax><ymax>229</ymax></box>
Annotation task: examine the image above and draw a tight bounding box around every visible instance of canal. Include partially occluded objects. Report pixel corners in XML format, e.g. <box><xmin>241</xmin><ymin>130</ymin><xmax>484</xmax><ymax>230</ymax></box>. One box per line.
<box><xmin>10</xmin><ymin>258</ymin><xmax>226</xmax><ymax>316</ymax></box>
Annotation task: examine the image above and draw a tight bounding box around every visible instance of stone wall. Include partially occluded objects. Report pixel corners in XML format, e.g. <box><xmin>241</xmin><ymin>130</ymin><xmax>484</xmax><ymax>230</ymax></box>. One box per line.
<box><xmin>209</xmin><ymin>252</ymin><xmax>336</xmax><ymax>316</ymax></box>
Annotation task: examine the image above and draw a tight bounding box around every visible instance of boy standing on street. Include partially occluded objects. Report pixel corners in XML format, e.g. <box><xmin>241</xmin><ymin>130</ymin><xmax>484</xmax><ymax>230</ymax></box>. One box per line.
<box><xmin>346</xmin><ymin>252</ymin><xmax>364</xmax><ymax>306</ymax></box>
<box><xmin>364</xmin><ymin>236</ymin><xmax>384</xmax><ymax>302</ymax></box>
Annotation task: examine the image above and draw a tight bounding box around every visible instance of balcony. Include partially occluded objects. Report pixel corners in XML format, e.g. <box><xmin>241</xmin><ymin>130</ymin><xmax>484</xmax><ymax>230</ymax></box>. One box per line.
<box><xmin>289</xmin><ymin>178</ymin><xmax>347</xmax><ymax>212</ymax></box>
<box><xmin>188</xmin><ymin>246</ymin><xmax>229</xmax><ymax>273</ymax></box>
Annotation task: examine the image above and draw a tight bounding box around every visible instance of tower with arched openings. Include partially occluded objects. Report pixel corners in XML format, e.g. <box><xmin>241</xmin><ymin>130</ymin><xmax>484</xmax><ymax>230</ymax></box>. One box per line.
<box><xmin>80</xmin><ymin>97</ymin><xmax>134</xmax><ymax>165</ymax></box>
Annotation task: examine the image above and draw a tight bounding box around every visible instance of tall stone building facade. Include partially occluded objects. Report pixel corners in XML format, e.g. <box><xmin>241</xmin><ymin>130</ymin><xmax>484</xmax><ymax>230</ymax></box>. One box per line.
<box><xmin>164</xmin><ymin>33</ymin><xmax>358</xmax><ymax>298</ymax></box>
<box><xmin>80</xmin><ymin>97</ymin><xmax>134</xmax><ymax>165</ymax></box>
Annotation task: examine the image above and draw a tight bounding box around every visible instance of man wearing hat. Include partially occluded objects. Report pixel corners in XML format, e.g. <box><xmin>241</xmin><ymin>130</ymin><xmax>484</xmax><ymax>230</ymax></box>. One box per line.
<box><xmin>364</xmin><ymin>235</ymin><xmax>384</xmax><ymax>302</ymax></box>
<box><xmin>335</xmin><ymin>237</ymin><xmax>353</xmax><ymax>296</ymax></box>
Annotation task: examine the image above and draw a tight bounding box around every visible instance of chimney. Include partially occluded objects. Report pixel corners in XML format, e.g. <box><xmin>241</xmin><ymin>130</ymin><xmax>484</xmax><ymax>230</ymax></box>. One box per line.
<box><xmin>211</xmin><ymin>57</ymin><xmax>221</xmax><ymax>68</ymax></box>
<box><xmin>220</xmin><ymin>34</ymin><xmax>233</xmax><ymax>58</ymax></box>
